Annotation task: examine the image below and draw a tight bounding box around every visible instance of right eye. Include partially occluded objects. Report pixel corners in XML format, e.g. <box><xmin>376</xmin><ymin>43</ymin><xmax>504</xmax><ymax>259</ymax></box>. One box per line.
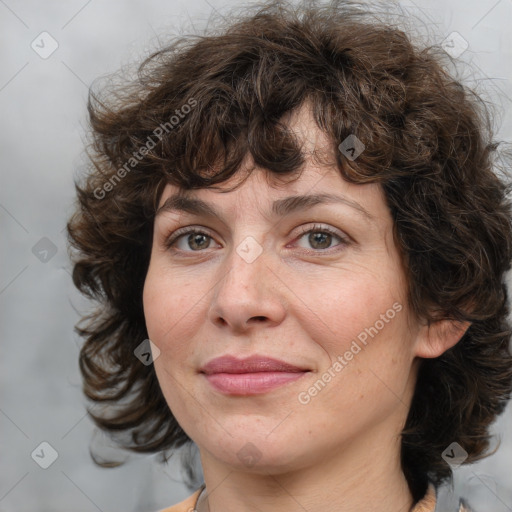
<box><xmin>164</xmin><ymin>227</ymin><xmax>220</xmax><ymax>253</ymax></box>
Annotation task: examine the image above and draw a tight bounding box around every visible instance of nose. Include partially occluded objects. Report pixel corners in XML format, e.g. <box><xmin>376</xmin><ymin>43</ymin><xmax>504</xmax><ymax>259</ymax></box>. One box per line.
<box><xmin>207</xmin><ymin>239</ymin><xmax>287</xmax><ymax>333</ymax></box>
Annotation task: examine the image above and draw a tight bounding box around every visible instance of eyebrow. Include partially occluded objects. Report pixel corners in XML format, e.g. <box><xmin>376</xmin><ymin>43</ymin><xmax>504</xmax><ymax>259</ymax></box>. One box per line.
<box><xmin>155</xmin><ymin>192</ymin><xmax>373</xmax><ymax>221</ymax></box>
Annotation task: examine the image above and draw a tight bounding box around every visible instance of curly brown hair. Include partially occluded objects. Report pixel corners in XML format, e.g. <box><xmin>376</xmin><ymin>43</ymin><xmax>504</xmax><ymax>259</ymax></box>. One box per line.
<box><xmin>66</xmin><ymin>0</ymin><xmax>512</xmax><ymax>502</ymax></box>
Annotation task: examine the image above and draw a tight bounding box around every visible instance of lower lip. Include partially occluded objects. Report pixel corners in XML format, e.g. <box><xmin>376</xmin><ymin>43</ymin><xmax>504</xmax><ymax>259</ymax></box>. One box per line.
<box><xmin>204</xmin><ymin>371</ymin><xmax>308</xmax><ymax>395</ymax></box>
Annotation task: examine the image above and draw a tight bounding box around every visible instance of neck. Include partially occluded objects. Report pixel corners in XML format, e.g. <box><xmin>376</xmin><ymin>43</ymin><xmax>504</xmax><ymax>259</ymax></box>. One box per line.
<box><xmin>196</xmin><ymin>423</ymin><xmax>414</xmax><ymax>512</ymax></box>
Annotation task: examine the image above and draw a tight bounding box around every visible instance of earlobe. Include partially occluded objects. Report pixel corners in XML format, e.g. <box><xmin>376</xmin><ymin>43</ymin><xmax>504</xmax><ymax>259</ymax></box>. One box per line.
<box><xmin>415</xmin><ymin>319</ymin><xmax>471</xmax><ymax>359</ymax></box>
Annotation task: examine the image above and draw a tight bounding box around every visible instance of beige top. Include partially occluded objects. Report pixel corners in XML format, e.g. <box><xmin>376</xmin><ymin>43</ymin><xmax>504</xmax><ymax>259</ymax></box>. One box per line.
<box><xmin>158</xmin><ymin>483</ymin><xmax>474</xmax><ymax>511</ymax></box>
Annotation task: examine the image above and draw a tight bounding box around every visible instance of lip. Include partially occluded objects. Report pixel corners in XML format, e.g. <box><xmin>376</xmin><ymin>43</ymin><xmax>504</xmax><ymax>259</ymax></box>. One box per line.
<box><xmin>200</xmin><ymin>355</ymin><xmax>310</xmax><ymax>395</ymax></box>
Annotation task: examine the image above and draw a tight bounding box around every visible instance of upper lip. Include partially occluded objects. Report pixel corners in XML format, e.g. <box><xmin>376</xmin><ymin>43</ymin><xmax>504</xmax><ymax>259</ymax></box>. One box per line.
<box><xmin>200</xmin><ymin>355</ymin><xmax>308</xmax><ymax>375</ymax></box>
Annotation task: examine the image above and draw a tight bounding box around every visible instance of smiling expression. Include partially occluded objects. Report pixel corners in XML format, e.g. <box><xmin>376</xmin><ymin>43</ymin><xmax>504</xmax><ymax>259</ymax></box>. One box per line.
<box><xmin>143</xmin><ymin>106</ymin><xmax>426</xmax><ymax>473</ymax></box>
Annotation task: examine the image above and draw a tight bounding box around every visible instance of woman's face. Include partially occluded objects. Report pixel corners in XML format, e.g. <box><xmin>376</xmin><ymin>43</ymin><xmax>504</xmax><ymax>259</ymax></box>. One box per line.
<box><xmin>143</xmin><ymin>108</ymin><xmax>428</xmax><ymax>474</ymax></box>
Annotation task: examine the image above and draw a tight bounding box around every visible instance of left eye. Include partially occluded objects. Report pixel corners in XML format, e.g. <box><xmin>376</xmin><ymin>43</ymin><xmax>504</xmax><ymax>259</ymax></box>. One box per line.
<box><xmin>165</xmin><ymin>224</ymin><xmax>347</xmax><ymax>253</ymax></box>
<box><xmin>293</xmin><ymin>225</ymin><xmax>346</xmax><ymax>251</ymax></box>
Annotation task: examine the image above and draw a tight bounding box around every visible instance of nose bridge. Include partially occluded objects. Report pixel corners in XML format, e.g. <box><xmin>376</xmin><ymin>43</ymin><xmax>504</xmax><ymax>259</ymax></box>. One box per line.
<box><xmin>208</xmin><ymin>234</ymin><xmax>284</xmax><ymax>329</ymax></box>
<box><xmin>219</xmin><ymin>234</ymin><xmax>268</xmax><ymax>299</ymax></box>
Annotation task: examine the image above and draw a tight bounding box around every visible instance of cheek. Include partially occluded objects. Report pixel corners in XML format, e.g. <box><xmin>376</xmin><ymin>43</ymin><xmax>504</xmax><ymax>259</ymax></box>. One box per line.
<box><xmin>300</xmin><ymin>271</ymin><xmax>412</xmax><ymax>393</ymax></box>
<box><xmin>143</xmin><ymin>267</ymin><xmax>197</xmax><ymax>417</ymax></box>
<box><xmin>143</xmin><ymin>260</ymin><xmax>204</xmax><ymax>346</ymax></box>
<box><xmin>299</xmin><ymin>271</ymin><xmax>402</xmax><ymax>347</ymax></box>
<box><xmin>142</xmin><ymin>268</ymin><xmax>166</xmax><ymax>341</ymax></box>
<box><xmin>300</xmin><ymin>306</ymin><xmax>413</xmax><ymax>437</ymax></box>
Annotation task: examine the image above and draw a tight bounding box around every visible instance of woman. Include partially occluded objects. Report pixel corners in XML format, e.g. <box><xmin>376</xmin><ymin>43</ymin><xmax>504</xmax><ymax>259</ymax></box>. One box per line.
<box><xmin>66</xmin><ymin>1</ymin><xmax>512</xmax><ymax>511</ymax></box>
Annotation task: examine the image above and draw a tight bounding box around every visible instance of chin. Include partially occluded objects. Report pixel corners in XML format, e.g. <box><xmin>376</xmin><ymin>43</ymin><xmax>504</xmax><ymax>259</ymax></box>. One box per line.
<box><xmin>199</xmin><ymin>432</ymin><xmax>312</xmax><ymax>474</ymax></box>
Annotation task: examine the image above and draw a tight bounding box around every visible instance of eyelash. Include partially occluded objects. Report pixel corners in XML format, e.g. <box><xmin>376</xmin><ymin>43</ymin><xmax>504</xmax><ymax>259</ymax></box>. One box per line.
<box><xmin>163</xmin><ymin>223</ymin><xmax>349</xmax><ymax>254</ymax></box>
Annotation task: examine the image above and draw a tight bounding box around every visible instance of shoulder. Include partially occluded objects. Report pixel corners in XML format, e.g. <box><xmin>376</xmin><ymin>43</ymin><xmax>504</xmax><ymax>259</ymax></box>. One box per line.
<box><xmin>412</xmin><ymin>483</ymin><xmax>477</xmax><ymax>512</ymax></box>
<box><xmin>412</xmin><ymin>483</ymin><xmax>437</xmax><ymax>512</ymax></box>
<box><xmin>157</xmin><ymin>487</ymin><xmax>203</xmax><ymax>512</ymax></box>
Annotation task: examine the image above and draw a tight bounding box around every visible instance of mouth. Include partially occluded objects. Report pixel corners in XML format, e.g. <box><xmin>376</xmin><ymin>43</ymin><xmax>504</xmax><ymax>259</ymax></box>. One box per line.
<box><xmin>200</xmin><ymin>355</ymin><xmax>310</xmax><ymax>395</ymax></box>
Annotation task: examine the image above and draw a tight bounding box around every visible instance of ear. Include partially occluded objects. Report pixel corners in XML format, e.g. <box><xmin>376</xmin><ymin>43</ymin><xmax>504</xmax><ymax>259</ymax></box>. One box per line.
<box><xmin>414</xmin><ymin>318</ymin><xmax>471</xmax><ymax>359</ymax></box>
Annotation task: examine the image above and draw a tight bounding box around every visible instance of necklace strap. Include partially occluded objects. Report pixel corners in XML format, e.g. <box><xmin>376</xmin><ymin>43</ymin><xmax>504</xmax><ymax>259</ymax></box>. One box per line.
<box><xmin>193</xmin><ymin>483</ymin><xmax>207</xmax><ymax>512</ymax></box>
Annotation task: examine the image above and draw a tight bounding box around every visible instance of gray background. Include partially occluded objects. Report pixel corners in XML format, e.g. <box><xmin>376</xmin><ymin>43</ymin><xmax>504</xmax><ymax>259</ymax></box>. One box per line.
<box><xmin>1</xmin><ymin>0</ymin><xmax>511</xmax><ymax>510</ymax></box>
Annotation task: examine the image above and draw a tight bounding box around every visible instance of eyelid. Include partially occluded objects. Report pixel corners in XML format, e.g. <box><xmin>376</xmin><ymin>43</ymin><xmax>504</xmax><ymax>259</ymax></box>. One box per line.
<box><xmin>163</xmin><ymin>225</ymin><xmax>218</xmax><ymax>250</ymax></box>
<box><xmin>163</xmin><ymin>223</ymin><xmax>350</xmax><ymax>253</ymax></box>
<box><xmin>292</xmin><ymin>223</ymin><xmax>348</xmax><ymax>242</ymax></box>
<box><xmin>289</xmin><ymin>223</ymin><xmax>350</xmax><ymax>252</ymax></box>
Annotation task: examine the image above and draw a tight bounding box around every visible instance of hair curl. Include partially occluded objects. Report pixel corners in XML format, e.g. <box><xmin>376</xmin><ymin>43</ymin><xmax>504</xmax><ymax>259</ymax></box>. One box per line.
<box><xmin>66</xmin><ymin>0</ymin><xmax>512</xmax><ymax>502</ymax></box>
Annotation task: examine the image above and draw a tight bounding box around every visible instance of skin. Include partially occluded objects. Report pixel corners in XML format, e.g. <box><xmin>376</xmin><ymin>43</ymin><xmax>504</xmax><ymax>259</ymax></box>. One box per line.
<box><xmin>143</xmin><ymin>103</ymin><xmax>467</xmax><ymax>512</ymax></box>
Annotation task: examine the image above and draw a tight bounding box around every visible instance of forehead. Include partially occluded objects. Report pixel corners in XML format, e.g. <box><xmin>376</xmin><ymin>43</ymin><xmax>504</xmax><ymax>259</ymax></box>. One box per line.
<box><xmin>156</xmin><ymin>164</ymin><xmax>387</xmax><ymax>229</ymax></box>
<box><xmin>156</xmin><ymin>101</ymin><xmax>386</xmax><ymax>220</ymax></box>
